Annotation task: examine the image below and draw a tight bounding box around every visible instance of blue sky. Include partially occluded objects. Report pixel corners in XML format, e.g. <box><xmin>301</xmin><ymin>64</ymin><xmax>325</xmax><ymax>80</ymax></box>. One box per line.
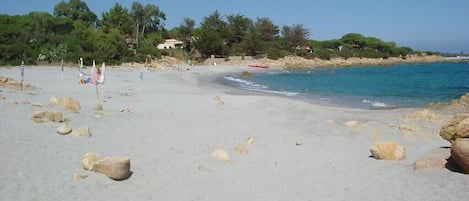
<box><xmin>1</xmin><ymin>0</ymin><xmax>468</xmax><ymax>53</ymax></box>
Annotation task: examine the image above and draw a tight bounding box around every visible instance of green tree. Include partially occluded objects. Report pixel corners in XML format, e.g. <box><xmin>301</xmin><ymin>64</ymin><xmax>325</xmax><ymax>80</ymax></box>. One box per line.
<box><xmin>239</xmin><ymin>17</ymin><xmax>279</xmax><ymax>56</ymax></box>
<box><xmin>193</xmin><ymin>27</ymin><xmax>224</xmax><ymax>58</ymax></box>
<box><xmin>100</xmin><ymin>3</ymin><xmax>133</xmax><ymax>35</ymax></box>
<box><xmin>53</xmin><ymin>0</ymin><xmax>97</xmax><ymax>26</ymax></box>
<box><xmin>174</xmin><ymin>17</ymin><xmax>195</xmax><ymax>51</ymax></box>
<box><xmin>130</xmin><ymin>2</ymin><xmax>166</xmax><ymax>38</ymax></box>
<box><xmin>281</xmin><ymin>24</ymin><xmax>310</xmax><ymax>53</ymax></box>
<box><xmin>226</xmin><ymin>14</ymin><xmax>251</xmax><ymax>48</ymax></box>
<box><xmin>341</xmin><ymin>33</ymin><xmax>366</xmax><ymax>48</ymax></box>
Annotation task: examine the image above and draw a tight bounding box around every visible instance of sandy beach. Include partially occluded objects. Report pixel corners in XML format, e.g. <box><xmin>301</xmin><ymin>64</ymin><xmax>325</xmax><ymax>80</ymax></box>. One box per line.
<box><xmin>1</xmin><ymin>65</ymin><xmax>468</xmax><ymax>201</ymax></box>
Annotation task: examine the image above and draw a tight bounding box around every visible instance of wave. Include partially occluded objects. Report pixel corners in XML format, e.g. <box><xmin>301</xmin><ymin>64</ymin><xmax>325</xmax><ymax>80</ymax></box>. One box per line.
<box><xmin>223</xmin><ymin>76</ymin><xmax>298</xmax><ymax>96</ymax></box>
<box><xmin>362</xmin><ymin>99</ymin><xmax>392</xmax><ymax>108</ymax></box>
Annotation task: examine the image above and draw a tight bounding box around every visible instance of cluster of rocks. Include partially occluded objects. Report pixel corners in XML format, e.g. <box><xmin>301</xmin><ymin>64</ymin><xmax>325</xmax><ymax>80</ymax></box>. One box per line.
<box><xmin>439</xmin><ymin>113</ymin><xmax>469</xmax><ymax>173</ymax></box>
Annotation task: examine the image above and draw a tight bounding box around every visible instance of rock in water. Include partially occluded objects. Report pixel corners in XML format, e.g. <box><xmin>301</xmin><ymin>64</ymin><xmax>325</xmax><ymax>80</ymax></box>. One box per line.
<box><xmin>451</xmin><ymin>138</ymin><xmax>469</xmax><ymax>173</ymax></box>
<box><xmin>210</xmin><ymin>149</ymin><xmax>231</xmax><ymax>161</ymax></box>
<box><xmin>370</xmin><ymin>141</ymin><xmax>406</xmax><ymax>161</ymax></box>
<box><xmin>56</xmin><ymin>123</ymin><xmax>72</xmax><ymax>135</ymax></box>
<box><xmin>82</xmin><ymin>152</ymin><xmax>103</xmax><ymax>170</ymax></box>
<box><xmin>91</xmin><ymin>156</ymin><xmax>131</xmax><ymax>180</ymax></box>
<box><xmin>414</xmin><ymin>147</ymin><xmax>450</xmax><ymax>170</ymax></box>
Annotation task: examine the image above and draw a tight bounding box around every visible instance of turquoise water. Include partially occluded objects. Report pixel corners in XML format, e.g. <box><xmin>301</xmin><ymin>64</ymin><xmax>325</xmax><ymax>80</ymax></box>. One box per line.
<box><xmin>222</xmin><ymin>62</ymin><xmax>469</xmax><ymax>109</ymax></box>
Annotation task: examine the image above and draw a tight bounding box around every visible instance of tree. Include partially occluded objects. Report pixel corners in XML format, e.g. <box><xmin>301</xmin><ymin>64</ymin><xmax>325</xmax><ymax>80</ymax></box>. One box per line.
<box><xmin>130</xmin><ymin>2</ymin><xmax>166</xmax><ymax>38</ymax></box>
<box><xmin>226</xmin><ymin>14</ymin><xmax>251</xmax><ymax>47</ymax></box>
<box><xmin>193</xmin><ymin>27</ymin><xmax>224</xmax><ymax>58</ymax></box>
<box><xmin>53</xmin><ymin>0</ymin><xmax>97</xmax><ymax>26</ymax></box>
<box><xmin>281</xmin><ymin>24</ymin><xmax>310</xmax><ymax>53</ymax></box>
<box><xmin>175</xmin><ymin>17</ymin><xmax>195</xmax><ymax>50</ymax></box>
<box><xmin>100</xmin><ymin>3</ymin><xmax>133</xmax><ymax>35</ymax></box>
<box><xmin>254</xmin><ymin>18</ymin><xmax>279</xmax><ymax>42</ymax></box>
<box><xmin>341</xmin><ymin>33</ymin><xmax>366</xmax><ymax>48</ymax></box>
<box><xmin>239</xmin><ymin>18</ymin><xmax>279</xmax><ymax>56</ymax></box>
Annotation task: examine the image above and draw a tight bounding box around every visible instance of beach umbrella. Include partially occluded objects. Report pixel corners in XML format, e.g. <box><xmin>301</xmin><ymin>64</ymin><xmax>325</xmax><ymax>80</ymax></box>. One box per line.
<box><xmin>61</xmin><ymin>60</ymin><xmax>64</xmax><ymax>80</ymax></box>
<box><xmin>20</xmin><ymin>61</ymin><xmax>24</xmax><ymax>91</ymax></box>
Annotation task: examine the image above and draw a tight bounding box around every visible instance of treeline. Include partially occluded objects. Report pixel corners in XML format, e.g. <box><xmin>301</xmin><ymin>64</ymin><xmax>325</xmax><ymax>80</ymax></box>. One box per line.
<box><xmin>0</xmin><ymin>0</ymin><xmax>422</xmax><ymax>66</ymax></box>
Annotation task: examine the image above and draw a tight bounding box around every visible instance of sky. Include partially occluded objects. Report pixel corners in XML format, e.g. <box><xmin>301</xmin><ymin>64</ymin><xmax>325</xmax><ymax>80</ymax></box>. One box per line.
<box><xmin>1</xmin><ymin>0</ymin><xmax>468</xmax><ymax>53</ymax></box>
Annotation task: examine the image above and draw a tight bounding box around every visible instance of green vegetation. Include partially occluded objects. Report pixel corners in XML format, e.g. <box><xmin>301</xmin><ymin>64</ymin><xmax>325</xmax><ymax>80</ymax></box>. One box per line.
<box><xmin>0</xmin><ymin>0</ymin><xmax>426</xmax><ymax>66</ymax></box>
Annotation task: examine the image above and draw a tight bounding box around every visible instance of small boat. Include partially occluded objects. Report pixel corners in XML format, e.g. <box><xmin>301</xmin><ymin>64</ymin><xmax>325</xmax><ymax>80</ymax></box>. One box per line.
<box><xmin>248</xmin><ymin>64</ymin><xmax>269</xmax><ymax>68</ymax></box>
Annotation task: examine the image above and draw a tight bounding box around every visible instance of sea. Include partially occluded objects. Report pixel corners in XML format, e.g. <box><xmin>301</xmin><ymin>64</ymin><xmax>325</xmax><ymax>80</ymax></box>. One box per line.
<box><xmin>221</xmin><ymin>62</ymin><xmax>469</xmax><ymax>109</ymax></box>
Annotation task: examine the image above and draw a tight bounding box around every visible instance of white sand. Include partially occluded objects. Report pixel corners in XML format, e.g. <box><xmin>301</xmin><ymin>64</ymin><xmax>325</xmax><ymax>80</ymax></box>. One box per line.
<box><xmin>1</xmin><ymin>65</ymin><xmax>467</xmax><ymax>201</ymax></box>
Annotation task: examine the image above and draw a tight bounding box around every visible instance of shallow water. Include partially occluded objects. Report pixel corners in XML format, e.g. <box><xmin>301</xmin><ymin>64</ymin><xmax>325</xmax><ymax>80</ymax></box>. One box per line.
<box><xmin>222</xmin><ymin>62</ymin><xmax>469</xmax><ymax>109</ymax></box>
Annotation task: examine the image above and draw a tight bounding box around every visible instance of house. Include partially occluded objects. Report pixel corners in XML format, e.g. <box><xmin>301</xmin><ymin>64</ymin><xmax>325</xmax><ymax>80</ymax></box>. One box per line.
<box><xmin>157</xmin><ymin>39</ymin><xmax>185</xmax><ymax>50</ymax></box>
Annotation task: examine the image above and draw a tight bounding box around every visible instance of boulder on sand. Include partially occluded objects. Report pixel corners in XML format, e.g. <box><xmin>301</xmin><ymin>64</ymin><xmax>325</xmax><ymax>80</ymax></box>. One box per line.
<box><xmin>70</xmin><ymin>127</ymin><xmax>91</xmax><ymax>137</ymax></box>
<box><xmin>210</xmin><ymin>149</ymin><xmax>231</xmax><ymax>161</ymax></box>
<box><xmin>82</xmin><ymin>152</ymin><xmax>103</xmax><ymax>170</ymax></box>
<box><xmin>370</xmin><ymin>141</ymin><xmax>406</xmax><ymax>161</ymax></box>
<box><xmin>56</xmin><ymin>123</ymin><xmax>72</xmax><ymax>135</ymax></box>
<box><xmin>91</xmin><ymin>156</ymin><xmax>131</xmax><ymax>180</ymax></box>
<box><xmin>439</xmin><ymin>113</ymin><xmax>469</xmax><ymax>142</ymax></box>
<box><xmin>82</xmin><ymin>153</ymin><xmax>131</xmax><ymax>180</ymax></box>
<box><xmin>58</xmin><ymin>96</ymin><xmax>81</xmax><ymax>113</ymax></box>
<box><xmin>451</xmin><ymin>138</ymin><xmax>469</xmax><ymax>173</ymax></box>
<box><xmin>414</xmin><ymin>147</ymin><xmax>450</xmax><ymax>170</ymax></box>
<box><xmin>31</xmin><ymin>110</ymin><xmax>62</xmax><ymax>123</ymax></box>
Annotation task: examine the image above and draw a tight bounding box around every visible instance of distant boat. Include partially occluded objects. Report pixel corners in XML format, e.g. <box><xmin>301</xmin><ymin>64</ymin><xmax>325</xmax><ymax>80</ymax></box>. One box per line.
<box><xmin>248</xmin><ymin>64</ymin><xmax>269</xmax><ymax>69</ymax></box>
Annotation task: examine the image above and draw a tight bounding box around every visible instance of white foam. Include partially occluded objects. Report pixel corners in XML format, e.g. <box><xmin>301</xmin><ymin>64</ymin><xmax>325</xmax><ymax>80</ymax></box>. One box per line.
<box><xmin>224</xmin><ymin>76</ymin><xmax>298</xmax><ymax>96</ymax></box>
<box><xmin>362</xmin><ymin>99</ymin><xmax>389</xmax><ymax>108</ymax></box>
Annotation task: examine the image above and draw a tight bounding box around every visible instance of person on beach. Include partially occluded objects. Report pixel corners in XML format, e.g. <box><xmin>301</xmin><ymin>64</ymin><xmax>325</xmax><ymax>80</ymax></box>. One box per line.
<box><xmin>79</xmin><ymin>67</ymin><xmax>101</xmax><ymax>84</ymax></box>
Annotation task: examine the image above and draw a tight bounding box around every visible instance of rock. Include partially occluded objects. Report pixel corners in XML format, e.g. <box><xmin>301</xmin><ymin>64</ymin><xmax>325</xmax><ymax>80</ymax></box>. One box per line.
<box><xmin>94</xmin><ymin>103</ymin><xmax>103</xmax><ymax>111</ymax></box>
<box><xmin>73</xmin><ymin>172</ymin><xmax>88</xmax><ymax>180</ymax></box>
<box><xmin>451</xmin><ymin>138</ymin><xmax>469</xmax><ymax>173</ymax></box>
<box><xmin>245</xmin><ymin>137</ymin><xmax>254</xmax><ymax>144</ymax></box>
<box><xmin>82</xmin><ymin>152</ymin><xmax>103</xmax><ymax>170</ymax></box>
<box><xmin>440</xmin><ymin>113</ymin><xmax>469</xmax><ymax>142</ymax></box>
<box><xmin>240</xmin><ymin>71</ymin><xmax>252</xmax><ymax>78</ymax></box>
<box><xmin>70</xmin><ymin>127</ymin><xmax>91</xmax><ymax>137</ymax></box>
<box><xmin>0</xmin><ymin>76</ymin><xmax>35</xmax><ymax>90</ymax></box>
<box><xmin>212</xmin><ymin>96</ymin><xmax>224</xmax><ymax>105</ymax></box>
<box><xmin>49</xmin><ymin>96</ymin><xmax>59</xmax><ymax>104</ymax></box>
<box><xmin>414</xmin><ymin>147</ymin><xmax>450</xmax><ymax>170</ymax></box>
<box><xmin>58</xmin><ymin>96</ymin><xmax>81</xmax><ymax>113</ymax></box>
<box><xmin>234</xmin><ymin>145</ymin><xmax>248</xmax><ymax>154</ymax></box>
<box><xmin>91</xmin><ymin>156</ymin><xmax>131</xmax><ymax>180</ymax></box>
<box><xmin>0</xmin><ymin>95</ymin><xmax>5</xmax><ymax>100</ymax></box>
<box><xmin>296</xmin><ymin>141</ymin><xmax>303</xmax><ymax>146</ymax></box>
<box><xmin>210</xmin><ymin>149</ymin><xmax>230</xmax><ymax>161</ymax></box>
<box><xmin>31</xmin><ymin>110</ymin><xmax>62</xmax><ymax>123</ymax></box>
<box><xmin>455</xmin><ymin>118</ymin><xmax>469</xmax><ymax>138</ymax></box>
<box><xmin>345</xmin><ymin>120</ymin><xmax>359</xmax><ymax>128</ymax></box>
<box><xmin>31</xmin><ymin>102</ymin><xmax>44</xmax><ymax>107</ymax></box>
<box><xmin>56</xmin><ymin>123</ymin><xmax>72</xmax><ymax>135</ymax></box>
<box><xmin>370</xmin><ymin>141</ymin><xmax>406</xmax><ymax>161</ymax></box>
<box><xmin>403</xmin><ymin>109</ymin><xmax>442</xmax><ymax>122</ymax></box>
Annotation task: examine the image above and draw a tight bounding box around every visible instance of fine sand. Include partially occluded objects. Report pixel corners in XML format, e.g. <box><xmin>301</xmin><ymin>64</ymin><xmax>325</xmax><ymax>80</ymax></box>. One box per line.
<box><xmin>1</xmin><ymin>65</ymin><xmax>467</xmax><ymax>201</ymax></box>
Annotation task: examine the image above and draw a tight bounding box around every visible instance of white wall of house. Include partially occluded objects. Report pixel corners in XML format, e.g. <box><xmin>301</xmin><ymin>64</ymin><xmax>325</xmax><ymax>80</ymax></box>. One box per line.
<box><xmin>157</xmin><ymin>39</ymin><xmax>184</xmax><ymax>50</ymax></box>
